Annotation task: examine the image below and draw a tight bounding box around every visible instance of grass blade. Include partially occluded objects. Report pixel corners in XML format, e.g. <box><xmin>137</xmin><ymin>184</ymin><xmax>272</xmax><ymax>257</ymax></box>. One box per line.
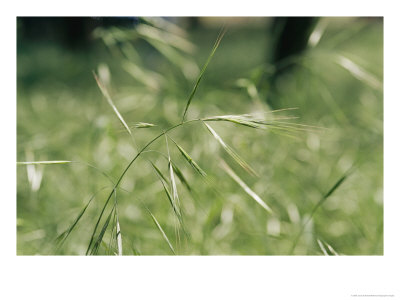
<box><xmin>151</xmin><ymin>163</ymin><xmax>181</xmax><ymax>220</ymax></box>
<box><xmin>171</xmin><ymin>162</ymin><xmax>192</xmax><ymax>192</ymax></box>
<box><xmin>55</xmin><ymin>188</ymin><xmax>107</xmax><ymax>249</ymax></box>
<box><xmin>150</xmin><ymin>161</ymin><xmax>169</xmax><ymax>184</ymax></box>
<box><xmin>122</xmin><ymin>61</ymin><xmax>164</xmax><ymax>90</ymax></box>
<box><xmin>93</xmin><ymin>71</ymin><xmax>133</xmax><ymax>137</ymax></box>
<box><xmin>289</xmin><ymin>167</ymin><xmax>354</xmax><ymax>254</ymax></box>
<box><xmin>335</xmin><ymin>55</ymin><xmax>381</xmax><ymax>89</ymax></box>
<box><xmin>182</xmin><ymin>27</ymin><xmax>226</xmax><ymax>121</ymax></box>
<box><xmin>171</xmin><ymin>139</ymin><xmax>206</xmax><ymax>177</ymax></box>
<box><xmin>324</xmin><ymin>241</ymin><xmax>339</xmax><ymax>256</ymax></box>
<box><xmin>144</xmin><ymin>38</ymin><xmax>199</xmax><ymax>80</ymax></box>
<box><xmin>113</xmin><ymin>190</ymin><xmax>123</xmax><ymax>256</ymax></box>
<box><xmin>220</xmin><ymin>160</ymin><xmax>272</xmax><ymax>213</ymax></box>
<box><xmin>165</xmin><ymin>136</ymin><xmax>188</xmax><ymax>239</ymax></box>
<box><xmin>90</xmin><ymin>205</ymin><xmax>115</xmax><ymax>255</ymax></box>
<box><xmin>130</xmin><ymin>122</ymin><xmax>157</xmax><ymax>129</ymax></box>
<box><xmin>317</xmin><ymin>239</ymin><xmax>329</xmax><ymax>255</ymax></box>
<box><xmin>116</xmin><ymin>216</ymin><xmax>122</xmax><ymax>256</ymax></box>
<box><xmin>136</xmin><ymin>23</ymin><xmax>195</xmax><ymax>53</ymax></box>
<box><xmin>204</xmin><ymin>122</ymin><xmax>257</xmax><ymax>177</ymax></box>
<box><xmin>86</xmin><ymin>189</ymin><xmax>116</xmax><ymax>255</ymax></box>
<box><xmin>143</xmin><ymin>204</ymin><xmax>176</xmax><ymax>255</ymax></box>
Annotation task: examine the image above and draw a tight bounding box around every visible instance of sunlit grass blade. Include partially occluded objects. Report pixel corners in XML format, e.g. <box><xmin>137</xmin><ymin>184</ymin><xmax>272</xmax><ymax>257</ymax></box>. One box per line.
<box><xmin>122</xmin><ymin>60</ymin><xmax>165</xmax><ymax>90</ymax></box>
<box><xmin>204</xmin><ymin>122</ymin><xmax>257</xmax><ymax>177</ymax></box>
<box><xmin>220</xmin><ymin>160</ymin><xmax>272</xmax><ymax>213</ymax></box>
<box><xmin>136</xmin><ymin>23</ymin><xmax>195</xmax><ymax>53</ymax></box>
<box><xmin>182</xmin><ymin>27</ymin><xmax>226</xmax><ymax>121</ymax></box>
<box><xmin>143</xmin><ymin>204</ymin><xmax>176</xmax><ymax>255</ymax></box>
<box><xmin>151</xmin><ymin>163</ymin><xmax>181</xmax><ymax>220</ymax></box>
<box><xmin>130</xmin><ymin>122</ymin><xmax>157</xmax><ymax>129</ymax></box>
<box><xmin>144</xmin><ymin>38</ymin><xmax>199</xmax><ymax>80</ymax></box>
<box><xmin>171</xmin><ymin>162</ymin><xmax>192</xmax><ymax>192</ymax></box>
<box><xmin>317</xmin><ymin>239</ymin><xmax>329</xmax><ymax>255</ymax></box>
<box><xmin>93</xmin><ymin>71</ymin><xmax>133</xmax><ymax>137</ymax></box>
<box><xmin>324</xmin><ymin>241</ymin><xmax>339</xmax><ymax>256</ymax></box>
<box><xmin>113</xmin><ymin>191</ymin><xmax>123</xmax><ymax>256</ymax></box>
<box><xmin>335</xmin><ymin>55</ymin><xmax>381</xmax><ymax>89</ymax></box>
<box><xmin>17</xmin><ymin>161</ymin><xmax>71</xmax><ymax>165</ymax></box>
<box><xmin>289</xmin><ymin>167</ymin><xmax>354</xmax><ymax>254</ymax></box>
<box><xmin>116</xmin><ymin>216</ymin><xmax>122</xmax><ymax>256</ymax></box>
<box><xmin>141</xmin><ymin>17</ymin><xmax>189</xmax><ymax>39</ymax></box>
<box><xmin>317</xmin><ymin>239</ymin><xmax>340</xmax><ymax>256</ymax></box>
<box><xmin>165</xmin><ymin>136</ymin><xmax>188</xmax><ymax>238</ymax></box>
<box><xmin>203</xmin><ymin>111</ymin><xmax>322</xmax><ymax>133</ymax></box>
<box><xmin>171</xmin><ymin>139</ymin><xmax>206</xmax><ymax>177</ymax></box>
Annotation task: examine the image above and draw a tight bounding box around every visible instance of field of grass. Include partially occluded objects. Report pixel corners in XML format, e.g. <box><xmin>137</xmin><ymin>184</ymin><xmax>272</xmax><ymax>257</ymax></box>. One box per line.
<box><xmin>17</xmin><ymin>17</ymin><xmax>383</xmax><ymax>255</ymax></box>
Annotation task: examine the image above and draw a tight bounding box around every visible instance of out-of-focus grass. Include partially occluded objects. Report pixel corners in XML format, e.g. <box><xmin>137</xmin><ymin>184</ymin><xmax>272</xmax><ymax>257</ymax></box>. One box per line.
<box><xmin>17</xmin><ymin>17</ymin><xmax>383</xmax><ymax>255</ymax></box>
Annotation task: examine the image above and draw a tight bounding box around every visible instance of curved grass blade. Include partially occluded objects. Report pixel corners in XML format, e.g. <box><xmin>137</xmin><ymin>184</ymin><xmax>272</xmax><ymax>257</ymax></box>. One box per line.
<box><xmin>324</xmin><ymin>241</ymin><xmax>339</xmax><ymax>256</ymax></box>
<box><xmin>165</xmin><ymin>136</ymin><xmax>188</xmax><ymax>238</ymax></box>
<box><xmin>143</xmin><ymin>204</ymin><xmax>176</xmax><ymax>255</ymax></box>
<box><xmin>90</xmin><ymin>205</ymin><xmax>115</xmax><ymax>255</ymax></box>
<box><xmin>204</xmin><ymin>122</ymin><xmax>257</xmax><ymax>177</ymax></box>
<box><xmin>86</xmin><ymin>189</ymin><xmax>116</xmax><ymax>255</ymax></box>
<box><xmin>289</xmin><ymin>167</ymin><xmax>355</xmax><ymax>254</ymax></box>
<box><xmin>55</xmin><ymin>187</ymin><xmax>109</xmax><ymax>250</ymax></box>
<box><xmin>171</xmin><ymin>162</ymin><xmax>192</xmax><ymax>192</ymax></box>
<box><xmin>335</xmin><ymin>55</ymin><xmax>381</xmax><ymax>90</ymax></box>
<box><xmin>136</xmin><ymin>23</ymin><xmax>195</xmax><ymax>53</ymax></box>
<box><xmin>122</xmin><ymin>61</ymin><xmax>165</xmax><ymax>90</ymax></box>
<box><xmin>151</xmin><ymin>163</ymin><xmax>181</xmax><ymax>220</ymax></box>
<box><xmin>182</xmin><ymin>27</ymin><xmax>226</xmax><ymax>122</ymax></box>
<box><xmin>150</xmin><ymin>161</ymin><xmax>169</xmax><ymax>184</ymax></box>
<box><xmin>220</xmin><ymin>160</ymin><xmax>272</xmax><ymax>213</ymax></box>
<box><xmin>144</xmin><ymin>38</ymin><xmax>199</xmax><ymax>80</ymax></box>
<box><xmin>93</xmin><ymin>71</ymin><xmax>133</xmax><ymax>138</ymax></box>
<box><xmin>317</xmin><ymin>239</ymin><xmax>329</xmax><ymax>256</ymax></box>
<box><xmin>171</xmin><ymin>139</ymin><xmax>206</xmax><ymax>177</ymax></box>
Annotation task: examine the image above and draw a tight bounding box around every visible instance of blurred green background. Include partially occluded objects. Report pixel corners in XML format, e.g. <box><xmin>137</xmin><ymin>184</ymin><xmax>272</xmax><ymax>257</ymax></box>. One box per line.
<box><xmin>17</xmin><ymin>17</ymin><xmax>383</xmax><ymax>255</ymax></box>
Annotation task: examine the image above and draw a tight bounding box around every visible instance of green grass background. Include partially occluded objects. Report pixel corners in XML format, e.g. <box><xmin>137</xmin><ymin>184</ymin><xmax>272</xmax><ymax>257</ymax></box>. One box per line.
<box><xmin>17</xmin><ymin>17</ymin><xmax>383</xmax><ymax>255</ymax></box>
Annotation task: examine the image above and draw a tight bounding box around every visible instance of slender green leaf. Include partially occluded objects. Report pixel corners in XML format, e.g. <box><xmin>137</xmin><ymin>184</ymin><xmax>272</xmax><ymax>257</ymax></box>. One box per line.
<box><xmin>144</xmin><ymin>206</ymin><xmax>176</xmax><ymax>255</ymax></box>
<box><xmin>171</xmin><ymin>162</ymin><xmax>192</xmax><ymax>192</ymax></box>
<box><xmin>204</xmin><ymin>122</ymin><xmax>257</xmax><ymax>177</ymax></box>
<box><xmin>56</xmin><ymin>190</ymin><xmax>101</xmax><ymax>249</ymax></box>
<box><xmin>151</xmin><ymin>163</ymin><xmax>181</xmax><ymax>220</ymax></box>
<box><xmin>172</xmin><ymin>140</ymin><xmax>206</xmax><ymax>177</ymax></box>
<box><xmin>90</xmin><ymin>206</ymin><xmax>115</xmax><ymax>255</ymax></box>
<box><xmin>93</xmin><ymin>71</ymin><xmax>133</xmax><ymax>137</ymax></box>
<box><xmin>150</xmin><ymin>162</ymin><xmax>169</xmax><ymax>184</ymax></box>
<box><xmin>220</xmin><ymin>160</ymin><xmax>272</xmax><ymax>213</ymax></box>
<box><xmin>182</xmin><ymin>27</ymin><xmax>226</xmax><ymax>121</ymax></box>
<box><xmin>289</xmin><ymin>168</ymin><xmax>354</xmax><ymax>254</ymax></box>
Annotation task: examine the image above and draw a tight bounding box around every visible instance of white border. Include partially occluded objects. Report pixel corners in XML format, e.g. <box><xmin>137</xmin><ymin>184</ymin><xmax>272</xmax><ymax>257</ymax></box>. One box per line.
<box><xmin>2</xmin><ymin>1</ymin><xmax>399</xmax><ymax>299</ymax></box>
